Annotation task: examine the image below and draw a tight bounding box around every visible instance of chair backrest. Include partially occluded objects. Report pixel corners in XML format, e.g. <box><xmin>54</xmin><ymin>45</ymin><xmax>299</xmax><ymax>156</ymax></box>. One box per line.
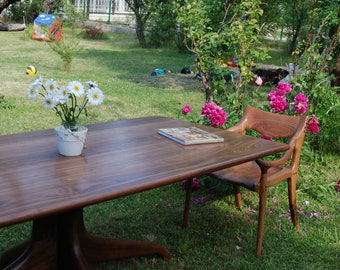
<box><xmin>228</xmin><ymin>105</ymin><xmax>308</xmax><ymax>172</ymax></box>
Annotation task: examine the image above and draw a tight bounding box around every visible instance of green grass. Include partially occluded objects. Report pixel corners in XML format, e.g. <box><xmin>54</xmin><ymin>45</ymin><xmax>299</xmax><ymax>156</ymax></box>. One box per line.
<box><xmin>260</xmin><ymin>39</ymin><xmax>292</xmax><ymax>67</ymax></box>
<box><xmin>0</xmin><ymin>28</ymin><xmax>339</xmax><ymax>270</ymax></box>
<box><xmin>0</xmin><ymin>29</ymin><xmax>203</xmax><ymax>134</ymax></box>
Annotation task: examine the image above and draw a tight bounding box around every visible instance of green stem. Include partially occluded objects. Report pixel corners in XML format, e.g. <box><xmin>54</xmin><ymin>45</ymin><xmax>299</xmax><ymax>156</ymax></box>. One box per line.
<box><xmin>76</xmin><ymin>98</ymin><xmax>89</xmax><ymax>119</ymax></box>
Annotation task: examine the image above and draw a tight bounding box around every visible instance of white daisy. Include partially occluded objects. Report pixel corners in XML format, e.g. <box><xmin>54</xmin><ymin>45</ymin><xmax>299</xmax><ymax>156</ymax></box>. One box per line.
<box><xmin>87</xmin><ymin>87</ymin><xmax>104</xmax><ymax>106</ymax></box>
<box><xmin>33</xmin><ymin>76</ymin><xmax>43</xmax><ymax>86</ymax></box>
<box><xmin>67</xmin><ymin>81</ymin><xmax>84</xmax><ymax>97</ymax></box>
<box><xmin>27</xmin><ymin>84</ymin><xmax>39</xmax><ymax>99</ymax></box>
<box><xmin>44</xmin><ymin>79</ymin><xmax>57</xmax><ymax>95</ymax></box>
<box><xmin>58</xmin><ymin>87</ymin><xmax>69</xmax><ymax>104</ymax></box>
<box><xmin>42</xmin><ymin>95</ymin><xmax>56</xmax><ymax>109</ymax></box>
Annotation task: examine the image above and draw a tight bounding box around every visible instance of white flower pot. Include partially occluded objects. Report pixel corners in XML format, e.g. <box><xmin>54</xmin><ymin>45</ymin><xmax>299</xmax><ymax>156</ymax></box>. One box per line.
<box><xmin>54</xmin><ymin>126</ymin><xmax>88</xmax><ymax>156</ymax></box>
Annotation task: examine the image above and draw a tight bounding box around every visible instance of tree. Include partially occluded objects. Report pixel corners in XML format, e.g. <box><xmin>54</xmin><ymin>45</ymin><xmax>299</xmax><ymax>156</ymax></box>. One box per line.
<box><xmin>176</xmin><ymin>0</ymin><xmax>268</xmax><ymax>104</ymax></box>
<box><xmin>0</xmin><ymin>0</ymin><xmax>19</xmax><ymax>14</ymax></box>
<box><xmin>290</xmin><ymin>2</ymin><xmax>340</xmax><ymax>153</ymax></box>
<box><xmin>266</xmin><ymin>0</ymin><xmax>339</xmax><ymax>55</ymax></box>
<box><xmin>124</xmin><ymin>0</ymin><xmax>163</xmax><ymax>47</ymax></box>
<box><xmin>147</xmin><ymin>0</ymin><xmax>184</xmax><ymax>50</ymax></box>
<box><xmin>283</xmin><ymin>0</ymin><xmax>311</xmax><ymax>54</ymax></box>
<box><xmin>42</xmin><ymin>0</ymin><xmax>56</xmax><ymax>13</ymax></box>
<box><xmin>1</xmin><ymin>0</ymin><xmax>60</xmax><ymax>23</ymax></box>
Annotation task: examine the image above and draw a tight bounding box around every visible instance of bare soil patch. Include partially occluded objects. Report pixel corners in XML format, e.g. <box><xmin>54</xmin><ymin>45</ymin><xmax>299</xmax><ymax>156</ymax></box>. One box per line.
<box><xmin>130</xmin><ymin>72</ymin><xmax>203</xmax><ymax>90</ymax></box>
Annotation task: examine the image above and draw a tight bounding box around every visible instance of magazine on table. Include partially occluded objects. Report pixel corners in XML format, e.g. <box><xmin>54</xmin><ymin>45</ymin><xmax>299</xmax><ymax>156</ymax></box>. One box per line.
<box><xmin>157</xmin><ymin>127</ymin><xmax>224</xmax><ymax>145</ymax></box>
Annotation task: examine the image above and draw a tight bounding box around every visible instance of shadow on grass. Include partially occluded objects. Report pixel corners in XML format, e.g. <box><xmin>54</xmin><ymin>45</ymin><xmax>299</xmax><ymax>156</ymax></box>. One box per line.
<box><xmin>83</xmin><ymin>183</ymin><xmax>339</xmax><ymax>269</ymax></box>
<box><xmin>76</xmin><ymin>48</ymin><xmax>202</xmax><ymax>91</ymax></box>
<box><xmin>1</xmin><ymin>183</ymin><xmax>337</xmax><ymax>269</ymax></box>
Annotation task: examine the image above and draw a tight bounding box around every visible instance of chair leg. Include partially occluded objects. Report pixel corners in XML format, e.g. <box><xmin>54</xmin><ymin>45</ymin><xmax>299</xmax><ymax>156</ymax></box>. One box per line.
<box><xmin>182</xmin><ymin>178</ymin><xmax>193</xmax><ymax>228</ymax></box>
<box><xmin>256</xmin><ymin>189</ymin><xmax>267</xmax><ymax>257</ymax></box>
<box><xmin>288</xmin><ymin>175</ymin><xmax>300</xmax><ymax>230</ymax></box>
<box><xmin>234</xmin><ymin>185</ymin><xmax>242</xmax><ymax>208</ymax></box>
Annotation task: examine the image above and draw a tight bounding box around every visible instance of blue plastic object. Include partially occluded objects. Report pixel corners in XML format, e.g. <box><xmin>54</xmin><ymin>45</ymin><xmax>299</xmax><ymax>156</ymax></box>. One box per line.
<box><xmin>151</xmin><ymin>68</ymin><xmax>166</xmax><ymax>76</ymax></box>
<box><xmin>155</xmin><ymin>69</ymin><xmax>165</xmax><ymax>74</ymax></box>
<box><xmin>34</xmin><ymin>14</ymin><xmax>56</xmax><ymax>27</ymax></box>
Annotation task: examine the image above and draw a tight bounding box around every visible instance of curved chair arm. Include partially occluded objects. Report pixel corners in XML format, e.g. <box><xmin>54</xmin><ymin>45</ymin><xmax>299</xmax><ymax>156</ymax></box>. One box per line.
<box><xmin>227</xmin><ymin>120</ymin><xmax>247</xmax><ymax>134</ymax></box>
<box><xmin>256</xmin><ymin>146</ymin><xmax>294</xmax><ymax>168</ymax></box>
<box><xmin>257</xmin><ymin>115</ymin><xmax>307</xmax><ymax>170</ymax></box>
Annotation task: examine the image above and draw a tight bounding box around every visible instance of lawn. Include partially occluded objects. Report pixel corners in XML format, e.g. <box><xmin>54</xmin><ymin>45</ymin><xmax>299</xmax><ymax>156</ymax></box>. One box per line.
<box><xmin>0</xmin><ymin>28</ymin><xmax>339</xmax><ymax>270</ymax></box>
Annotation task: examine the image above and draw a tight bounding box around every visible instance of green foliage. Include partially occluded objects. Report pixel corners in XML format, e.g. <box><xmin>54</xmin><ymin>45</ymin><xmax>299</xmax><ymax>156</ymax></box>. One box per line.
<box><xmin>4</xmin><ymin>1</ymin><xmax>26</xmax><ymax>22</ymax></box>
<box><xmin>60</xmin><ymin>0</ymin><xmax>86</xmax><ymax>28</ymax></box>
<box><xmin>3</xmin><ymin>0</ymin><xmax>82</xmax><ymax>26</ymax></box>
<box><xmin>305</xmin><ymin>82</ymin><xmax>340</xmax><ymax>153</ymax></box>
<box><xmin>291</xmin><ymin>7</ymin><xmax>340</xmax><ymax>154</ymax></box>
<box><xmin>147</xmin><ymin>1</ymin><xmax>184</xmax><ymax>49</ymax></box>
<box><xmin>5</xmin><ymin>0</ymin><xmax>44</xmax><ymax>23</ymax></box>
<box><xmin>263</xmin><ymin>0</ymin><xmax>340</xmax><ymax>55</ymax></box>
<box><xmin>47</xmin><ymin>36</ymin><xmax>82</xmax><ymax>71</ymax></box>
<box><xmin>281</xmin><ymin>0</ymin><xmax>311</xmax><ymax>54</ymax></box>
<box><xmin>20</xmin><ymin>24</ymin><xmax>34</xmax><ymax>40</ymax></box>
<box><xmin>176</xmin><ymin>0</ymin><xmax>269</xmax><ymax>108</ymax></box>
<box><xmin>226</xmin><ymin>1</ymin><xmax>268</xmax><ymax>85</ymax></box>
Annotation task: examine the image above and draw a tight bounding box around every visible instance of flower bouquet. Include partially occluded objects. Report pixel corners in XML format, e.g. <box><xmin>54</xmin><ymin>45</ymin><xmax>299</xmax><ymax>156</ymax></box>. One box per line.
<box><xmin>27</xmin><ymin>76</ymin><xmax>104</xmax><ymax>155</ymax></box>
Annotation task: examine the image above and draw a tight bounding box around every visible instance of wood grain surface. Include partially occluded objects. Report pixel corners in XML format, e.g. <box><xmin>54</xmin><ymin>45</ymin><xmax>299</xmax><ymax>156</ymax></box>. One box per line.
<box><xmin>0</xmin><ymin>116</ymin><xmax>288</xmax><ymax>227</ymax></box>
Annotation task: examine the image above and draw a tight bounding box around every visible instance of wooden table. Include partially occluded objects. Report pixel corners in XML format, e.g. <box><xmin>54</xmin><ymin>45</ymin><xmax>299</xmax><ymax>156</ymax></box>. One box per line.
<box><xmin>0</xmin><ymin>116</ymin><xmax>289</xmax><ymax>269</ymax></box>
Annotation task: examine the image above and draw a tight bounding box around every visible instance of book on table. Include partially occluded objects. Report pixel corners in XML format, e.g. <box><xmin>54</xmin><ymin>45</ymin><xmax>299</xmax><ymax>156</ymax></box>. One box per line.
<box><xmin>157</xmin><ymin>127</ymin><xmax>224</xmax><ymax>145</ymax></box>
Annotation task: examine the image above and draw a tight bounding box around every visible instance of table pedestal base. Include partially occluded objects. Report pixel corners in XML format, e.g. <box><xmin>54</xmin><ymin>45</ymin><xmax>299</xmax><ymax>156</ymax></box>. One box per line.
<box><xmin>0</xmin><ymin>208</ymin><xmax>171</xmax><ymax>270</ymax></box>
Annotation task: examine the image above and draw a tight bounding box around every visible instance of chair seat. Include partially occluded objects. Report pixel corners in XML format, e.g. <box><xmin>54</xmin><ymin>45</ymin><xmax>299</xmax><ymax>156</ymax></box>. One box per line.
<box><xmin>210</xmin><ymin>161</ymin><xmax>292</xmax><ymax>192</ymax></box>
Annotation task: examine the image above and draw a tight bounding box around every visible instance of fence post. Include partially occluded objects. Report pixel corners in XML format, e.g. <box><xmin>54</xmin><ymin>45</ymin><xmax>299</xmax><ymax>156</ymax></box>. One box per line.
<box><xmin>107</xmin><ymin>0</ymin><xmax>113</xmax><ymax>24</ymax></box>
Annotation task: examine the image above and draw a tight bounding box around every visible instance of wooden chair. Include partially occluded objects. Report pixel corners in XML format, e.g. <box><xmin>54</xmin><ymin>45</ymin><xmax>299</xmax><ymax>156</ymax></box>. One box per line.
<box><xmin>183</xmin><ymin>105</ymin><xmax>308</xmax><ymax>257</ymax></box>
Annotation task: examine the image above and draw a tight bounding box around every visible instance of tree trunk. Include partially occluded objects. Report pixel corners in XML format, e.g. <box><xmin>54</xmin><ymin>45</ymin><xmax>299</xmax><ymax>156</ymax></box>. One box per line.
<box><xmin>0</xmin><ymin>0</ymin><xmax>19</xmax><ymax>14</ymax></box>
<box><xmin>43</xmin><ymin>0</ymin><xmax>55</xmax><ymax>13</ymax></box>
<box><xmin>135</xmin><ymin>15</ymin><xmax>146</xmax><ymax>47</ymax></box>
<box><xmin>199</xmin><ymin>73</ymin><xmax>212</xmax><ymax>102</ymax></box>
<box><xmin>289</xmin><ymin>12</ymin><xmax>304</xmax><ymax>54</ymax></box>
<box><xmin>330</xmin><ymin>52</ymin><xmax>340</xmax><ymax>87</ymax></box>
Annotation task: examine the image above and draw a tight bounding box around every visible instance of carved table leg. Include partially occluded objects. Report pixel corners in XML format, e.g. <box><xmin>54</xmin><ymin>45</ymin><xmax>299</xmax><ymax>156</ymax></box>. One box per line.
<box><xmin>0</xmin><ymin>216</ymin><xmax>58</xmax><ymax>270</ymax></box>
<box><xmin>72</xmin><ymin>209</ymin><xmax>171</xmax><ymax>262</ymax></box>
<box><xmin>0</xmin><ymin>240</ymin><xmax>30</xmax><ymax>268</ymax></box>
<box><xmin>0</xmin><ymin>208</ymin><xmax>171</xmax><ymax>269</ymax></box>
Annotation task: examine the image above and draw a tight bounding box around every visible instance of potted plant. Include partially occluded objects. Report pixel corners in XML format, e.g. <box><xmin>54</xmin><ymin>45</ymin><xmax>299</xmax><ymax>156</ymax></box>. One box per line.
<box><xmin>27</xmin><ymin>74</ymin><xmax>104</xmax><ymax>156</ymax></box>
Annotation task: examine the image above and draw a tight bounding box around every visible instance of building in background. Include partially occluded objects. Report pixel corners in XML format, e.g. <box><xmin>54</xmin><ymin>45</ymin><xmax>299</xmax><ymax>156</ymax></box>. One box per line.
<box><xmin>73</xmin><ymin>0</ymin><xmax>133</xmax><ymax>24</ymax></box>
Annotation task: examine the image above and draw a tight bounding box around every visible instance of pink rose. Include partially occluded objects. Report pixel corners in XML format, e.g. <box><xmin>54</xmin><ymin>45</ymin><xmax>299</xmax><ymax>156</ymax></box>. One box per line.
<box><xmin>181</xmin><ymin>105</ymin><xmax>192</xmax><ymax>115</ymax></box>
<box><xmin>201</xmin><ymin>101</ymin><xmax>217</xmax><ymax>118</ymax></box>
<box><xmin>255</xmin><ymin>76</ymin><xmax>263</xmax><ymax>86</ymax></box>
<box><xmin>209</xmin><ymin>108</ymin><xmax>227</xmax><ymax>127</ymax></box>
<box><xmin>306</xmin><ymin>114</ymin><xmax>320</xmax><ymax>133</ymax></box>
<box><xmin>293</xmin><ymin>93</ymin><xmax>308</xmax><ymax>114</ymax></box>
<box><xmin>268</xmin><ymin>89</ymin><xmax>279</xmax><ymax>100</ymax></box>
<box><xmin>269</xmin><ymin>95</ymin><xmax>288</xmax><ymax>112</ymax></box>
<box><xmin>276</xmin><ymin>82</ymin><xmax>292</xmax><ymax>95</ymax></box>
<box><xmin>201</xmin><ymin>102</ymin><xmax>227</xmax><ymax>127</ymax></box>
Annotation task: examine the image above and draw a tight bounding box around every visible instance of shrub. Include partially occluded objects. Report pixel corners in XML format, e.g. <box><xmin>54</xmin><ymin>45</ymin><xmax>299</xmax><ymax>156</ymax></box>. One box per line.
<box><xmin>291</xmin><ymin>11</ymin><xmax>340</xmax><ymax>154</ymax></box>
<box><xmin>47</xmin><ymin>38</ymin><xmax>82</xmax><ymax>71</ymax></box>
<box><xmin>83</xmin><ymin>26</ymin><xmax>106</xmax><ymax>39</ymax></box>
